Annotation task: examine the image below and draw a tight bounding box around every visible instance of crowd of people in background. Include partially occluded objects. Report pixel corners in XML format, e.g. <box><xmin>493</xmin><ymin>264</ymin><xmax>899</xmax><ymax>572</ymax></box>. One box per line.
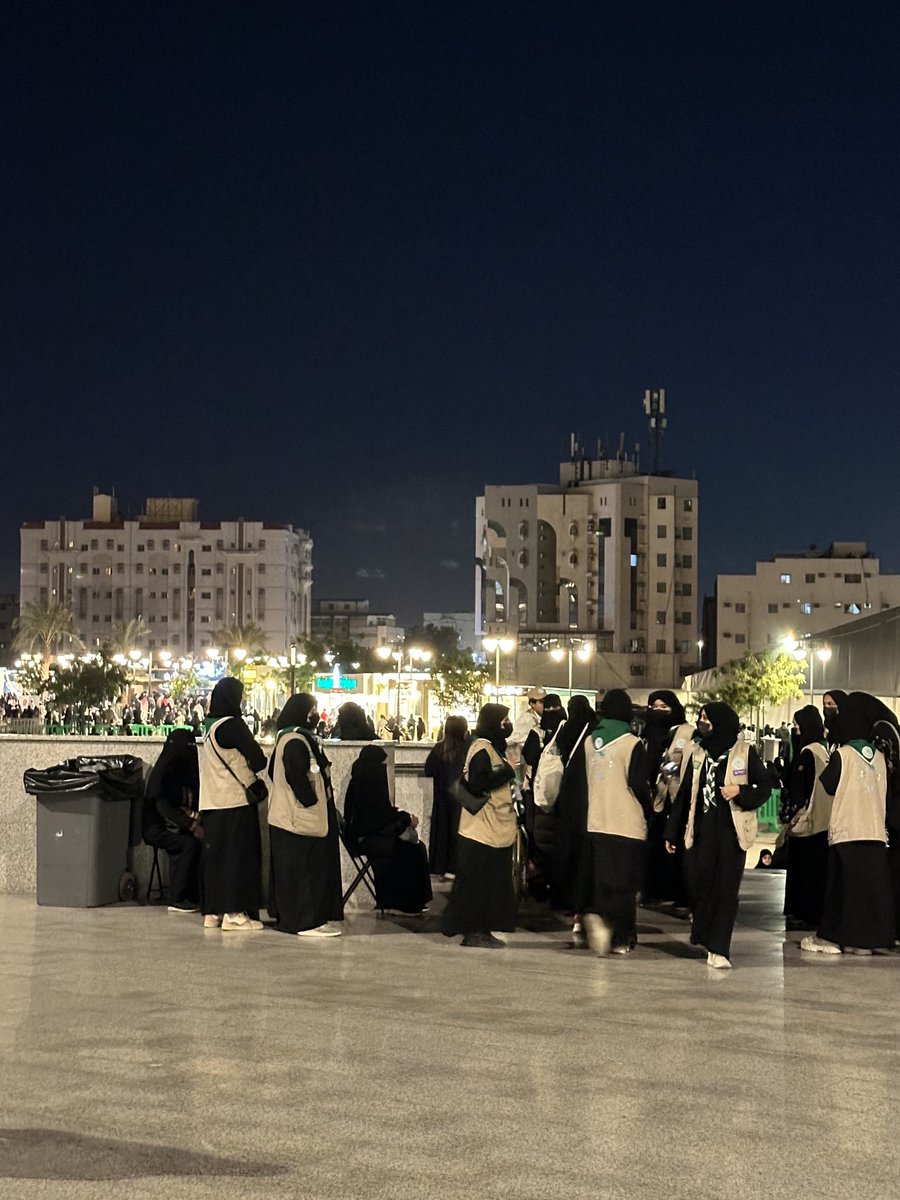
<box><xmin>127</xmin><ymin>677</ymin><xmax>900</xmax><ymax>966</ymax></box>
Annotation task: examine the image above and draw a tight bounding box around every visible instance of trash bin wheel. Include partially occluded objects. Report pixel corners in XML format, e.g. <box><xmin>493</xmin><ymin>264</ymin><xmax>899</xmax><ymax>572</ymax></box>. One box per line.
<box><xmin>118</xmin><ymin>871</ymin><xmax>138</xmax><ymax>902</ymax></box>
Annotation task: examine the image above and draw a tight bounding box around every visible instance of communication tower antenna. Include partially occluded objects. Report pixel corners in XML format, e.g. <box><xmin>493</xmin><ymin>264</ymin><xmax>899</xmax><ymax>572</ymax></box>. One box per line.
<box><xmin>643</xmin><ymin>388</ymin><xmax>667</xmax><ymax>474</ymax></box>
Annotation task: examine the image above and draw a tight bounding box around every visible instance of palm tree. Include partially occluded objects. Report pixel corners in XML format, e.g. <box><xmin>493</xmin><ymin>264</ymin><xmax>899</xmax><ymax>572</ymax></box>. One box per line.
<box><xmin>13</xmin><ymin>601</ymin><xmax>84</xmax><ymax>662</ymax></box>
<box><xmin>106</xmin><ymin>617</ymin><xmax>151</xmax><ymax>656</ymax></box>
<box><xmin>212</xmin><ymin>622</ymin><xmax>268</xmax><ymax>656</ymax></box>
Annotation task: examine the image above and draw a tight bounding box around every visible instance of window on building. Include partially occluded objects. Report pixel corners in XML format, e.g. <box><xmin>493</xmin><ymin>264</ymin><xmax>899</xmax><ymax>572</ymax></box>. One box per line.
<box><xmin>723</xmin><ymin>631</ymin><xmax>732</xmax><ymax>639</ymax></box>
<box><xmin>680</xmin><ymin>612</ymin><xmax>692</xmax><ymax>625</ymax></box>
<box><xmin>519</xmin><ymin>521</ymin><xmax>529</xmax><ymax>538</ymax></box>
<box><xmin>657</xmin><ymin>497</ymin><xmax>667</xmax><ymax>509</ymax></box>
<box><xmin>200</xmin><ymin>592</ymin><xmax>211</xmax><ymax>600</ymax></box>
<box><xmin>768</xmin><ymin>603</ymin><xmax>778</xmax><ymax>613</ymax></box>
<box><xmin>569</xmin><ymin>551</ymin><xmax>578</xmax><ymax>567</ymax></box>
<box><xmin>656</xmin><ymin>640</ymin><xmax>667</xmax><ymax>653</ymax></box>
<box><xmin>845</xmin><ymin>573</ymin><xmax>862</xmax><ymax>584</ymax></box>
<box><xmin>201</xmin><ymin>568</ymin><xmax>211</xmax><ymax>576</ymax></box>
<box><xmin>200</xmin><ymin>615</ymin><xmax>210</xmax><ymax>624</ymax></box>
<box><xmin>657</xmin><ymin>525</ymin><xmax>667</xmax><ymax>538</ymax></box>
<box><xmin>137</xmin><ymin>544</ymin><xmax>145</xmax><ymax>552</ymax></box>
<box><xmin>147</xmin><ymin>540</ymin><xmax>155</xmax><ymax>551</ymax></box>
<box><xmin>259</xmin><ymin>539</ymin><xmax>266</xmax><ymax>550</ymax></box>
<box><xmin>518</xmin><ymin>550</ymin><xmax>528</xmax><ymax>567</ymax></box>
<box><xmin>39</xmin><ymin>563</ymin><xmax>48</xmax><ymax>574</ymax></box>
<box><xmin>801</xmin><ymin>602</ymin><xmax>812</xmax><ymax>615</ymax></box>
<box><xmin>106</xmin><ymin>539</ymin><xmax>114</xmax><ymax>550</ymax></box>
<box><xmin>735</xmin><ymin>633</ymin><xmax>746</xmax><ymax>644</ymax></box>
<box><xmin>657</xmin><ymin>553</ymin><xmax>667</xmax><ymax>568</ymax></box>
<box><xmin>681</xmin><ymin>526</ymin><xmax>693</xmax><ymax>541</ymax></box>
<box><xmin>568</xmin><ymin>522</ymin><xmax>578</xmax><ymax>537</ymax></box>
<box><xmin>657</xmin><ymin>582</ymin><xmax>666</xmax><ymax>593</ymax></box>
<box><xmin>202</xmin><ymin>544</ymin><xmax>212</xmax><ymax>552</ymax></box>
<box><xmin>734</xmin><ymin>602</ymin><xmax>745</xmax><ymax>613</ymax></box>
<box><xmin>630</xmin><ymin>553</ymin><xmax>638</xmax><ymax>567</ymax></box>
<box><xmin>173</xmin><ymin>563</ymin><xmax>181</xmax><ymax>574</ymax></box>
<box><xmin>681</xmin><ymin>554</ymin><xmax>693</xmax><ymax>568</ymax></box>
<box><xmin>135</xmin><ymin>564</ymin><xmax>143</xmax><ymax>574</ymax></box>
<box><xmin>683</xmin><ymin>499</ymin><xmax>693</xmax><ymax>512</ymax></box>
<box><xmin>216</xmin><ymin>540</ymin><xmax>224</xmax><ymax>551</ymax></box>
<box><xmin>681</xmin><ymin>583</ymin><xmax>693</xmax><ymax>596</ymax></box>
<box><xmin>805</xmin><ymin>573</ymin><xmax>816</xmax><ymax>584</ymax></box>
<box><xmin>656</xmin><ymin>611</ymin><xmax>667</xmax><ymax>624</ymax></box>
<box><xmin>258</xmin><ymin>563</ymin><xmax>266</xmax><ymax>575</ymax></box>
<box><xmin>780</xmin><ymin>573</ymin><xmax>791</xmax><ymax>584</ymax></box>
<box><xmin>40</xmin><ymin>539</ymin><xmax>48</xmax><ymax>550</ymax></box>
<box><xmin>90</xmin><ymin>539</ymin><xmax>98</xmax><ymax>550</ymax></box>
<box><xmin>258</xmin><ymin>588</ymin><xmax>266</xmax><ymax>618</ymax></box>
<box><xmin>216</xmin><ymin>563</ymin><xmax>224</xmax><ymax>574</ymax></box>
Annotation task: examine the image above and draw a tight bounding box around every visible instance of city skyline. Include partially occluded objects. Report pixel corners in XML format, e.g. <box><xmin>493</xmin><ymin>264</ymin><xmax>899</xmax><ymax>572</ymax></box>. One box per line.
<box><xmin>4</xmin><ymin>3</ymin><xmax>900</xmax><ymax>623</ymax></box>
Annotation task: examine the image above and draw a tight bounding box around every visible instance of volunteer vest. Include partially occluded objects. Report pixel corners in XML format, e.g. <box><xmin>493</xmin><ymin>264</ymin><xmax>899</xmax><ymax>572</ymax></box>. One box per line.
<box><xmin>584</xmin><ymin>730</ymin><xmax>646</xmax><ymax>840</ymax></box>
<box><xmin>459</xmin><ymin>737</ymin><xmax>517</xmax><ymax>849</ymax></box>
<box><xmin>828</xmin><ymin>745</ymin><xmax>887</xmax><ymax>845</ymax></box>
<box><xmin>267</xmin><ymin>730</ymin><xmax>329</xmax><ymax>838</ymax></box>
<box><xmin>790</xmin><ymin>742</ymin><xmax>832</xmax><ymax>838</ymax></box>
<box><xmin>198</xmin><ymin>717</ymin><xmax>258</xmax><ymax>812</ymax></box>
<box><xmin>653</xmin><ymin>722</ymin><xmax>695</xmax><ymax>812</ymax></box>
<box><xmin>684</xmin><ymin>742</ymin><xmax>758</xmax><ymax>852</ymax></box>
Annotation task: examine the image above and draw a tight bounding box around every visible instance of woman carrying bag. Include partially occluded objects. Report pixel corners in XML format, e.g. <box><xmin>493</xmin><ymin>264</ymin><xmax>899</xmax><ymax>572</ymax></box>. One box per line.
<box><xmin>441</xmin><ymin>704</ymin><xmax>518</xmax><ymax>949</ymax></box>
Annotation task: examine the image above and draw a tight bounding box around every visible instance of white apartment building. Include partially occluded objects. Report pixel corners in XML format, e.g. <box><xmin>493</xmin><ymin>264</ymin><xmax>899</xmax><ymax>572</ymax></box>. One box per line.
<box><xmin>20</xmin><ymin>493</ymin><xmax>313</xmax><ymax>657</ymax></box>
<box><xmin>713</xmin><ymin>542</ymin><xmax>900</xmax><ymax>665</ymax></box>
<box><xmin>476</xmin><ymin>440</ymin><xmax>699</xmax><ymax>690</ymax></box>
<box><xmin>311</xmin><ymin>599</ymin><xmax>404</xmax><ymax>650</ymax></box>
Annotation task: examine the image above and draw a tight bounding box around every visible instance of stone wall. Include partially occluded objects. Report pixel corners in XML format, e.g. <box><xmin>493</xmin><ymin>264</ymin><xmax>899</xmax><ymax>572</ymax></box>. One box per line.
<box><xmin>0</xmin><ymin>737</ymin><xmax>433</xmax><ymax>908</ymax></box>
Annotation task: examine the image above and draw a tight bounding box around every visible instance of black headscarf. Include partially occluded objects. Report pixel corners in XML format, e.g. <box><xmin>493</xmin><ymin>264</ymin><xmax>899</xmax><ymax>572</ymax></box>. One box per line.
<box><xmin>698</xmin><ymin>702</ymin><xmax>740</xmax><ymax>759</ymax></box>
<box><xmin>599</xmin><ymin>689</ymin><xmax>633</xmax><ymax>725</ymax></box>
<box><xmin>822</xmin><ymin>689</ymin><xmax>848</xmax><ymax>737</ymax></box>
<box><xmin>208</xmin><ymin>677</ymin><xmax>243</xmax><ymax>719</ymax></box>
<box><xmin>646</xmin><ymin>689</ymin><xmax>687</xmax><ymax>726</ymax></box>
<box><xmin>335</xmin><ymin>702</ymin><xmax>375</xmax><ymax>740</ymax></box>
<box><xmin>829</xmin><ymin>693</ymin><xmax>874</xmax><ymax>745</ymax></box>
<box><xmin>556</xmin><ymin>695</ymin><xmax>596</xmax><ymax>763</ymax></box>
<box><xmin>792</xmin><ymin>705</ymin><xmax>825</xmax><ymax>751</ymax></box>
<box><xmin>848</xmin><ymin>692</ymin><xmax>899</xmax><ymax>735</ymax></box>
<box><xmin>540</xmin><ymin>694</ymin><xmax>566</xmax><ymax>736</ymax></box>
<box><xmin>278</xmin><ymin>693</ymin><xmax>317</xmax><ymax>731</ymax></box>
<box><xmin>145</xmin><ymin>728</ymin><xmax>198</xmax><ymax>802</ymax></box>
<box><xmin>475</xmin><ymin>703</ymin><xmax>510</xmax><ymax>756</ymax></box>
<box><xmin>344</xmin><ymin>744</ymin><xmax>395</xmax><ymax>841</ymax></box>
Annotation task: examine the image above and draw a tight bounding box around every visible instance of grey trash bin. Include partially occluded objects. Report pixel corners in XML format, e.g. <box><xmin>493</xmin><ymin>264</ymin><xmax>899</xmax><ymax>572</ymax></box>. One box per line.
<box><xmin>24</xmin><ymin>756</ymin><xmax>145</xmax><ymax>907</ymax></box>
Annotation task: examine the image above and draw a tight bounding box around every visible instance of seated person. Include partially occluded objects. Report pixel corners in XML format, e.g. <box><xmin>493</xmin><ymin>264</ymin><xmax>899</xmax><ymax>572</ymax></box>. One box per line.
<box><xmin>343</xmin><ymin>744</ymin><xmax>432</xmax><ymax>915</ymax></box>
<box><xmin>142</xmin><ymin>728</ymin><xmax>203</xmax><ymax>913</ymax></box>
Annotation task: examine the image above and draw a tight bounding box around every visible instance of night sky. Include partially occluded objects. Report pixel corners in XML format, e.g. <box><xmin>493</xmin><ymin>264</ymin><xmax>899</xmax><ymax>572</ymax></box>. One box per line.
<box><xmin>4</xmin><ymin>2</ymin><xmax>900</xmax><ymax>624</ymax></box>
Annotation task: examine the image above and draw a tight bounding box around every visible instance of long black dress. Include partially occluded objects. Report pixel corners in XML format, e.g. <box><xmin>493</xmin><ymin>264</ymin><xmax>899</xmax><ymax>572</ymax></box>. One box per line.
<box><xmin>268</xmin><ymin>734</ymin><xmax>344</xmax><ymax>934</ymax></box>
<box><xmin>423</xmin><ymin>746</ymin><xmax>462</xmax><ymax>876</ymax></box>
<box><xmin>344</xmin><ymin>745</ymin><xmax>433</xmax><ymax>914</ymax></box>
<box><xmin>783</xmin><ymin>745</ymin><xmax>830</xmax><ymax>929</ymax></box>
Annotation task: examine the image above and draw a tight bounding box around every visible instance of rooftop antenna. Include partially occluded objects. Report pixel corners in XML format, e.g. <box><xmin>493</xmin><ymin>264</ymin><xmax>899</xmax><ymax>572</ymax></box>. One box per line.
<box><xmin>643</xmin><ymin>387</ymin><xmax>667</xmax><ymax>474</ymax></box>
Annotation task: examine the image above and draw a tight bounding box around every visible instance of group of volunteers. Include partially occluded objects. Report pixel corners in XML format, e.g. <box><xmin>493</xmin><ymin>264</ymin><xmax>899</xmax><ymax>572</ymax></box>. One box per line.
<box><xmin>142</xmin><ymin>675</ymin><xmax>900</xmax><ymax>966</ymax></box>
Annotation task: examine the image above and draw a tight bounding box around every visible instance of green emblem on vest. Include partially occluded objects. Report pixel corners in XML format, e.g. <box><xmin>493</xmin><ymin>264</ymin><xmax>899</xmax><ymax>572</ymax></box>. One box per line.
<box><xmin>592</xmin><ymin>735</ymin><xmax>605</xmax><ymax>751</ymax></box>
<box><xmin>862</xmin><ymin>745</ymin><xmax>875</xmax><ymax>761</ymax></box>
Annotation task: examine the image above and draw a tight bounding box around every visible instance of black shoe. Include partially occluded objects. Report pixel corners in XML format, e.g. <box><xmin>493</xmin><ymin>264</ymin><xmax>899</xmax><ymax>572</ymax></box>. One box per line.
<box><xmin>461</xmin><ymin>932</ymin><xmax>504</xmax><ymax>949</ymax></box>
<box><xmin>785</xmin><ymin>917</ymin><xmax>813</xmax><ymax>931</ymax></box>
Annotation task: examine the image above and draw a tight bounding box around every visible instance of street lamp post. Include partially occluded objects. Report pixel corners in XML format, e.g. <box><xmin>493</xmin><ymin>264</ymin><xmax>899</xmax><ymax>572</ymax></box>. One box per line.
<box><xmin>550</xmin><ymin>640</ymin><xmax>593</xmax><ymax>690</ymax></box>
<box><xmin>782</xmin><ymin>635</ymin><xmax>832</xmax><ymax>706</ymax></box>
<box><xmin>482</xmin><ymin>636</ymin><xmax>516</xmax><ymax>690</ymax></box>
<box><xmin>376</xmin><ymin>645</ymin><xmax>432</xmax><ymax>723</ymax></box>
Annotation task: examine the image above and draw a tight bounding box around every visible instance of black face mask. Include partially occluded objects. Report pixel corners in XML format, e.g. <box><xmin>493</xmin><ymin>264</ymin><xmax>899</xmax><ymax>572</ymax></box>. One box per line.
<box><xmin>646</xmin><ymin>709</ymin><xmax>673</xmax><ymax>727</ymax></box>
<box><xmin>696</xmin><ymin>720</ymin><xmax>713</xmax><ymax>737</ymax></box>
<box><xmin>541</xmin><ymin>709</ymin><xmax>565</xmax><ymax>733</ymax></box>
<box><xmin>307</xmin><ymin>712</ymin><xmax>319</xmax><ymax>730</ymax></box>
<box><xmin>500</xmin><ymin>721</ymin><xmax>513</xmax><ymax>738</ymax></box>
<box><xmin>823</xmin><ymin>708</ymin><xmax>838</xmax><ymax>728</ymax></box>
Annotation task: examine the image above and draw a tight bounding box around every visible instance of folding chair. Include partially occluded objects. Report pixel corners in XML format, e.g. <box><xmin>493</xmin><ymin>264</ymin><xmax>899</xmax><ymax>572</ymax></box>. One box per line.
<box><xmin>143</xmin><ymin>844</ymin><xmax>167</xmax><ymax>906</ymax></box>
<box><xmin>337</xmin><ymin>812</ymin><xmax>383</xmax><ymax>912</ymax></box>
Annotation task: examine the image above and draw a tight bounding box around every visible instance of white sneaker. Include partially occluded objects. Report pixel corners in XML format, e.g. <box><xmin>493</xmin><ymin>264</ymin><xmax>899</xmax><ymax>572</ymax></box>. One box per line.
<box><xmin>221</xmin><ymin>913</ymin><xmax>263</xmax><ymax>932</ymax></box>
<box><xmin>168</xmin><ymin>903</ymin><xmax>200</xmax><ymax>914</ymax></box>
<box><xmin>203</xmin><ymin>914</ymin><xmax>222</xmax><ymax>929</ymax></box>
<box><xmin>297</xmin><ymin>922</ymin><xmax>343</xmax><ymax>938</ymax></box>
<box><xmin>707</xmin><ymin>953</ymin><xmax>732</xmax><ymax>969</ymax></box>
<box><xmin>800</xmin><ymin>935</ymin><xmax>842</xmax><ymax>955</ymax></box>
<box><xmin>583</xmin><ymin>913</ymin><xmax>612</xmax><ymax>957</ymax></box>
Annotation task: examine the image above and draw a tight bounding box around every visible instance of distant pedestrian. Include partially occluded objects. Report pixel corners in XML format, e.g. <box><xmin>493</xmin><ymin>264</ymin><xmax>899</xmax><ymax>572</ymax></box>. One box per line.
<box><xmin>423</xmin><ymin>715</ymin><xmax>468</xmax><ymax>880</ymax></box>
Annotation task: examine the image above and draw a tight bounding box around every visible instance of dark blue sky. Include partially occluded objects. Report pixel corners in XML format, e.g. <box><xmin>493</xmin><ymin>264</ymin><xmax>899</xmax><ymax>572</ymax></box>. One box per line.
<box><xmin>4</xmin><ymin>2</ymin><xmax>900</xmax><ymax>622</ymax></box>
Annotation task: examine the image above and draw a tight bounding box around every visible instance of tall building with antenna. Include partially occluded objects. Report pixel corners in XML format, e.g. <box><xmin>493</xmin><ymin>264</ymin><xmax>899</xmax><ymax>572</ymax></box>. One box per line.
<box><xmin>475</xmin><ymin>391</ymin><xmax>699</xmax><ymax>691</ymax></box>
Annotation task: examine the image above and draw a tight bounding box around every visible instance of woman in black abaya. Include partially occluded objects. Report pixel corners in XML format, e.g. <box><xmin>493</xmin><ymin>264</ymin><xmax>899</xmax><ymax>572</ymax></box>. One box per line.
<box><xmin>344</xmin><ymin>745</ymin><xmax>432</xmax><ymax>915</ymax></box>
<box><xmin>641</xmin><ymin>690</ymin><xmax>693</xmax><ymax>907</ymax></box>
<box><xmin>665</xmin><ymin>703</ymin><xmax>770</xmax><ymax>968</ymax></box>
<box><xmin>423</xmin><ymin>716</ymin><xmax>468</xmax><ymax>880</ymax></box>
<box><xmin>267</xmin><ymin>694</ymin><xmax>344</xmax><ymax>937</ymax></box>
<box><xmin>782</xmin><ymin>705</ymin><xmax>831</xmax><ymax>931</ymax></box>
<box><xmin>142</xmin><ymin>728</ymin><xmax>203</xmax><ymax>912</ymax></box>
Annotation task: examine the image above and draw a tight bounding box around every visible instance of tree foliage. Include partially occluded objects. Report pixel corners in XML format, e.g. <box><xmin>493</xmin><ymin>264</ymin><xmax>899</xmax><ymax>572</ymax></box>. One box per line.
<box><xmin>48</xmin><ymin>656</ymin><xmax>131</xmax><ymax>712</ymax></box>
<box><xmin>404</xmin><ymin>623</ymin><xmax>461</xmax><ymax>659</ymax></box>
<box><xmin>429</xmin><ymin>652</ymin><xmax>489</xmax><ymax>713</ymax></box>
<box><xmin>13</xmin><ymin>601</ymin><xmax>84</xmax><ymax>660</ymax></box>
<box><xmin>694</xmin><ymin>651</ymin><xmax>806</xmax><ymax>719</ymax></box>
<box><xmin>105</xmin><ymin>617</ymin><xmax>151</xmax><ymax>655</ymax></box>
<box><xmin>213</xmin><ymin>622</ymin><xmax>268</xmax><ymax>656</ymax></box>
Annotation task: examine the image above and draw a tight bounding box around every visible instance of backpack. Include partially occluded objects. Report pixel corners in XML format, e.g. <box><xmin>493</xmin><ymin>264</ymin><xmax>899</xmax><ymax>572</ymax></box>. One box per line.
<box><xmin>533</xmin><ymin>723</ymin><xmax>589</xmax><ymax>811</ymax></box>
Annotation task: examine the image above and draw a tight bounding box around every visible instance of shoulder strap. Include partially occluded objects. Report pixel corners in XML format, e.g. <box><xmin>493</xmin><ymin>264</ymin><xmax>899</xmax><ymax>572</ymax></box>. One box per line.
<box><xmin>205</xmin><ymin>718</ymin><xmax>249</xmax><ymax>790</ymax></box>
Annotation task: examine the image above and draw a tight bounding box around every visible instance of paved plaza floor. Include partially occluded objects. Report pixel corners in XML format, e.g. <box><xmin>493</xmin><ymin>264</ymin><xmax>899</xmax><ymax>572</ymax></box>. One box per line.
<box><xmin>1</xmin><ymin>874</ymin><xmax>899</xmax><ymax>1200</ymax></box>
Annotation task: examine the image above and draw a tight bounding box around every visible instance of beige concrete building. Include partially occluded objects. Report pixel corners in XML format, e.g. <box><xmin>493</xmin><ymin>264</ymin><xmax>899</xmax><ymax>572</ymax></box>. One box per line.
<box><xmin>311</xmin><ymin>599</ymin><xmax>404</xmax><ymax>650</ymax></box>
<box><xmin>20</xmin><ymin>492</ymin><xmax>312</xmax><ymax>658</ymax></box>
<box><xmin>713</xmin><ymin>542</ymin><xmax>900</xmax><ymax>665</ymax></box>
<box><xmin>476</xmin><ymin>440</ymin><xmax>699</xmax><ymax>690</ymax></box>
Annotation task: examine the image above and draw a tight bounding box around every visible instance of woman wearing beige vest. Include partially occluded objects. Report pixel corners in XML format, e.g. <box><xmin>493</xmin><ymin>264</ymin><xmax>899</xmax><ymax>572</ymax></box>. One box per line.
<box><xmin>578</xmin><ymin>689</ymin><xmax>652</xmax><ymax>957</ymax></box>
<box><xmin>441</xmin><ymin>704</ymin><xmax>518</xmax><ymax>948</ymax></box>
<box><xmin>199</xmin><ymin>678</ymin><xmax>269</xmax><ymax>932</ymax></box>
<box><xmin>782</xmin><ymin>706</ymin><xmax>831</xmax><ymax>931</ymax></box>
<box><xmin>267</xmin><ymin>693</ymin><xmax>343</xmax><ymax>938</ymax></box>
<box><xmin>801</xmin><ymin>693</ymin><xmax>895</xmax><ymax>955</ymax></box>
<box><xmin>665</xmin><ymin>703</ymin><xmax>770</xmax><ymax>968</ymax></box>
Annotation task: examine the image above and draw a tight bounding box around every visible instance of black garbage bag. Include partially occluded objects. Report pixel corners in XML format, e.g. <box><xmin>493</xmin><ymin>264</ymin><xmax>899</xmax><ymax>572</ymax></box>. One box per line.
<box><xmin>24</xmin><ymin>756</ymin><xmax>146</xmax><ymax>845</ymax></box>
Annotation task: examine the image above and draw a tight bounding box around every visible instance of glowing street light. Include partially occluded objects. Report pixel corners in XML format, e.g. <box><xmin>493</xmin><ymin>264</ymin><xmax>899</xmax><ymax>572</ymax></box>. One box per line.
<box><xmin>482</xmin><ymin>636</ymin><xmax>516</xmax><ymax>689</ymax></box>
<box><xmin>550</xmin><ymin>640</ymin><xmax>593</xmax><ymax>690</ymax></box>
